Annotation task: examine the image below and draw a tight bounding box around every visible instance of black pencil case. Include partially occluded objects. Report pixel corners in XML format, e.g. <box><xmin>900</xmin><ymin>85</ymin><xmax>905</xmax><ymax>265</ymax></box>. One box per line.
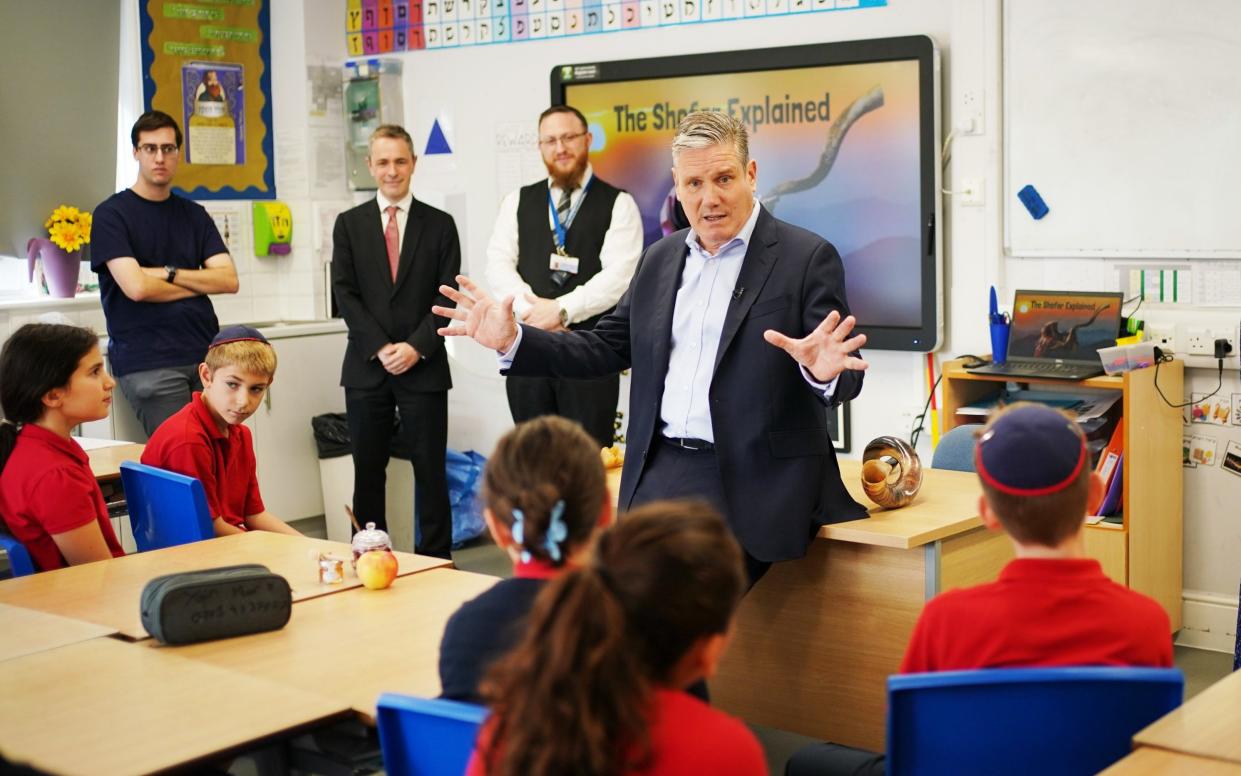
<box><xmin>140</xmin><ymin>563</ymin><xmax>292</xmax><ymax>645</ymax></box>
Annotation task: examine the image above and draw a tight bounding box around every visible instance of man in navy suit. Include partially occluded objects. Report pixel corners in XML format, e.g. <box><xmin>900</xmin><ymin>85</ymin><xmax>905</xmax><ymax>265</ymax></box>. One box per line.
<box><xmin>436</xmin><ymin>111</ymin><xmax>867</xmax><ymax>583</ymax></box>
<box><xmin>332</xmin><ymin>124</ymin><xmax>460</xmax><ymax>559</ymax></box>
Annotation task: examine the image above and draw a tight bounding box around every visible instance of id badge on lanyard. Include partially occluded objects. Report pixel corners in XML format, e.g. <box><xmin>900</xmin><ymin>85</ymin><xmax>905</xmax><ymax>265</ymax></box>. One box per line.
<box><xmin>548</xmin><ymin>179</ymin><xmax>591</xmax><ymax>286</ymax></box>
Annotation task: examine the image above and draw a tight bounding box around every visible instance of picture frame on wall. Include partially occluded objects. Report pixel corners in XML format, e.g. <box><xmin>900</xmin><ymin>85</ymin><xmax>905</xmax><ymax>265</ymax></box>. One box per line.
<box><xmin>828</xmin><ymin>402</ymin><xmax>851</xmax><ymax>453</ymax></box>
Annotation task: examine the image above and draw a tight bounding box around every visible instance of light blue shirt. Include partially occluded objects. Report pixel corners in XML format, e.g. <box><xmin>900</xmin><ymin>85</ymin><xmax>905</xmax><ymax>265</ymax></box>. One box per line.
<box><xmin>500</xmin><ymin>199</ymin><xmax>836</xmax><ymax>443</ymax></box>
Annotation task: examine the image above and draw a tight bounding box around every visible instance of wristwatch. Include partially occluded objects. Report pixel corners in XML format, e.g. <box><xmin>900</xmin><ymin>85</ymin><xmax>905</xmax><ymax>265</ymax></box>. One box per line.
<box><xmin>558</xmin><ymin>306</ymin><xmax>569</xmax><ymax>327</ymax></box>
<box><xmin>164</xmin><ymin>265</ymin><xmax>178</xmax><ymax>283</ymax></box>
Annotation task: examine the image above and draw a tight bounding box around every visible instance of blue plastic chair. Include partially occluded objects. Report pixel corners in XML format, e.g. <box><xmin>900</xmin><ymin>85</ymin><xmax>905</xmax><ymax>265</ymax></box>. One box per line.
<box><xmin>120</xmin><ymin>461</ymin><xmax>214</xmax><ymax>552</ymax></box>
<box><xmin>376</xmin><ymin>694</ymin><xmax>488</xmax><ymax>776</ymax></box>
<box><xmin>887</xmin><ymin>667</ymin><xmax>1184</xmax><ymax>776</ymax></box>
<box><xmin>1234</xmin><ymin>577</ymin><xmax>1240</xmax><ymax>671</ymax></box>
<box><xmin>930</xmin><ymin>423</ymin><xmax>980</xmax><ymax>472</ymax></box>
<box><xmin>0</xmin><ymin>532</ymin><xmax>35</xmax><ymax>577</ymax></box>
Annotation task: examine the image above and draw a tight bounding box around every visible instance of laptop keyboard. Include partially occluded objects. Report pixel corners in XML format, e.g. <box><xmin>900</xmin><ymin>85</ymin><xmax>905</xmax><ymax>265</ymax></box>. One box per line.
<box><xmin>994</xmin><ymin>361</ymin><xmax>1091</xmax><ymax>377</ymax></box>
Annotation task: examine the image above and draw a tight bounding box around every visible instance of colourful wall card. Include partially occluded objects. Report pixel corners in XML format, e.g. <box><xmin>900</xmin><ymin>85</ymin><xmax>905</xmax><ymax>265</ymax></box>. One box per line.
<box><xmin>1191</xmin><ymin>393</ymin><xmax>1231</xmax><ymax>426</ymax></box>
<box><xmin>141</xmin><ymin>0</ymin><xmax>275</xmax><ymax>199</ymax></box>
<box><xmin>345</xmin><ymin>0</ymin><xmax>886</xmax><ymax>54</ymax></box>
<box><xmin>1188</xmin><ymin>434</ymin><xmax>1217</xmax><ymax>467</ymax></box>
<box><xmin>1222</xmin><ymin>440</ymin><xmax>1241</xmax><ymax>477</ymax></box>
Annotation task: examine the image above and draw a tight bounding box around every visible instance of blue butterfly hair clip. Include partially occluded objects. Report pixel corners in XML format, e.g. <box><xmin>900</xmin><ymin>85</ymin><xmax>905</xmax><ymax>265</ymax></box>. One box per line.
<box><xmin>510</xmin><ymin>500</ymin><xmax>568</xmax><ymax>564</ymax></box>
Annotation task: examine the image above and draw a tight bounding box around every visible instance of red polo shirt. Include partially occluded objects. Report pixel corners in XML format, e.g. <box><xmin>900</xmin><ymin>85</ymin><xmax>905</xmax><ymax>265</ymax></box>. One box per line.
<box><xmin>142</xmin><ymin>393</ymin><xmax>264</xmax><ymax>529</ymax></box>
<box><xmin>0</xmin><ymin>424</ymin><xmax>124</xmax><ymax>571</ymax></box>
<box><xmin>901</xmin><ymin>557</ymin><xmax>1173</xmax><ymax>673</ymax></box>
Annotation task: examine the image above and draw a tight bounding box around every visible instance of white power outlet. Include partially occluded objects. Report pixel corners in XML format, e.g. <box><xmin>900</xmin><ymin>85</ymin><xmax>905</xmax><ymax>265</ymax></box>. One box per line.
<box><xmin>1186</xmin><ymin>328</ymin><xmax>1213</xmax><ymax>356</ymax></box>
<box><xmin>1147</xmin><ymin>324</ymin><xmax>1176</xmax><ymax>354</ymax></box>
<box><xmin>961</xmin><ymin>178</ymin><xmax>984</xmax><ymax>206</ymax></box>
<box><xmin>958</xmin><ymin>89</ymin><xmax>984</xmax><ymax>135</ymax></box>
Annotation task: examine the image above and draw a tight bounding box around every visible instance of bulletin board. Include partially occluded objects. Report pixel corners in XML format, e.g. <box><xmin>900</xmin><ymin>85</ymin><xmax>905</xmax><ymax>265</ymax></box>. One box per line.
<box><xmin>345</xmin><ymin>0</ymin><xmax>885</xmax><ymax>53</ymax></box>
<box><xmin>140</xmin><ymin>0</ymin><xmax>276</xmax><ymax>199</ymax></box>
<box><xmin>1003</xmin><ymin>0</ymin><xmax>1241</xmax><ymax>258</ymax></box>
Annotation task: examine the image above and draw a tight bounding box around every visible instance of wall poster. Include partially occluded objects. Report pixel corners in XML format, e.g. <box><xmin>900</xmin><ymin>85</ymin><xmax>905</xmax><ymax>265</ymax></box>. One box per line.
<box><xmin>140</xmin><ymin>0</ymin><xmax>275</xmax><ymax>199</ymax></box>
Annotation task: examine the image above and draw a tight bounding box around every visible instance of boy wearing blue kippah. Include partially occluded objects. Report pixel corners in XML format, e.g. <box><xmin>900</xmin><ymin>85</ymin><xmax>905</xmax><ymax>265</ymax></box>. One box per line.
<box><xmin>786</xmin><ymin>404</ymin><xmax>1171</xmax><ymax>776</ymax></box>
<box><xmin>142</xmin><ymin>325</ymin><xmax>301</xmax><ymax>537</ymax></box>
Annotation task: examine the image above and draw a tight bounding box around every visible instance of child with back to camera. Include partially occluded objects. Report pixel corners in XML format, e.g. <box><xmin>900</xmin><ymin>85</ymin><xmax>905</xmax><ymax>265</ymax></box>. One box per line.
<box><xmin>468</xmin><ymin>501</ymin><xmax>767</xmax><ymax>776</ymax></box>
<box><xmin>439</xmin><ymin>415</ymin><xmax>611</xmax><ymax>703</ymax></box>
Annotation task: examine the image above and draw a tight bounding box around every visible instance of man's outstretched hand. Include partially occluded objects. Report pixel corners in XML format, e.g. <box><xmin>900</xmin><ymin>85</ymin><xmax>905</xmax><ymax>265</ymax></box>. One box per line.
<box><xmin>763</xmin><ymin>310</ymin><xmax>868</xmax><ymax>383</ymax></box>
<box><xmin>434</xmin><ymin>275</ymin><xmax>520</xmax><ymax>352</ymax></box>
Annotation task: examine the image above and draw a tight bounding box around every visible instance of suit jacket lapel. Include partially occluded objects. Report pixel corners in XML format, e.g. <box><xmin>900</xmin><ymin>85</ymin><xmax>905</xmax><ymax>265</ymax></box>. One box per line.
<box><xmin>391</xmin><ymin>200</ymin><xmax>424</xmax><ymax>297</ymax></box>
<box><xmin>713</xmin><ymin>208</ymin><xmax>778</xmax><ymax>375</ymax></box>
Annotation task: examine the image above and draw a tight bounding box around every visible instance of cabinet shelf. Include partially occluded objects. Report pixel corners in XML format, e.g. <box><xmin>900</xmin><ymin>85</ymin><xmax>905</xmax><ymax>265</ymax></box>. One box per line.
<box><xmin>940</xmin><ymin>359</ymin><xmax>1184</xmax><ymax>630</ymax></box>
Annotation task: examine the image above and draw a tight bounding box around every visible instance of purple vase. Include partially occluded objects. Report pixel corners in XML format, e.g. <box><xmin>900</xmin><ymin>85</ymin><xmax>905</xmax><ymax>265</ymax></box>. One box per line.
<box><xmin>26</xmin><ymin>238</ymin><xmax>81</xmax><ymax>298</ymax></box>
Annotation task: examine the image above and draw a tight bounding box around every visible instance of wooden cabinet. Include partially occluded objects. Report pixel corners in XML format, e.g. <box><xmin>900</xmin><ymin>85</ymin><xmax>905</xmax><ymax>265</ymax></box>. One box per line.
<box><xmin>940</xmin><ymin>359</ymin><xmax>1184</xmax><ymax>629</ymax></box>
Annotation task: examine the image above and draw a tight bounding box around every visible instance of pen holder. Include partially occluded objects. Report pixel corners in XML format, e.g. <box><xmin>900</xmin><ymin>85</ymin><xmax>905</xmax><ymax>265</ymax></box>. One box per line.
<box><xmin>989</xmin><ymin>320</ymin><xmax>1011</xmax><ymax>364</ymax></box>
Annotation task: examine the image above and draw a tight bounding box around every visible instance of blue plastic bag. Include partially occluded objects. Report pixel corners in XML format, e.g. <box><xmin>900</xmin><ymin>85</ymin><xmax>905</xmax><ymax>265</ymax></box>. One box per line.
<box><xmin>445</xmin><ymin>449</ymin><xmax>487</xmax><ymax>548</ymax></box>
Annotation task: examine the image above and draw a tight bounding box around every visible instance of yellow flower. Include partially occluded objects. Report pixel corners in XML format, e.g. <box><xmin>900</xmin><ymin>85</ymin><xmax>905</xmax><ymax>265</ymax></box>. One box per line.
<box><xmin>44</xmin><ymin>204</ymin><xmax>92</xmax><ymax>252</ymax></box>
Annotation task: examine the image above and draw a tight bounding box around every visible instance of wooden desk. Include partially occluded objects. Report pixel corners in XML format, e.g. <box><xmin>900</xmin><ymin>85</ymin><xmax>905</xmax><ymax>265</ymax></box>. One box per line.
<box><xmin>0</xmin><ymin>638</ymin><xmax>348</xmax><ymax>776</ymax></box>
<box><xmin>1101</xmin><ymin>747</ymin><xmax>1241</xmax><ymax>775</ymax></box>
<box><xmin>0</xmin><ymin>603</ymin><xmax>115</xmax><ymax>662</ymax></box>
<box><xmin>0</xmin><ymin>532</ymin><xmax>452</xmax><ymax>639</ymax></box>
<box><xmin>713</xmin><ymin>459</ymin><xmax>1011</xmax><ymax>752</ymax></box>
<box><xmin>150</xmin><ymin>567</ymin><xmax>499</xmax><ymax>723</ymax></box>
<box><xmin>1133</xmin><ymin>667</ymin><xmax>1241</xmax><ymax>764</ymax></box>
<box><xmin>85</xmin><ymin>442</ymin><xmax>145</xmax><ymax>482</ymax></box>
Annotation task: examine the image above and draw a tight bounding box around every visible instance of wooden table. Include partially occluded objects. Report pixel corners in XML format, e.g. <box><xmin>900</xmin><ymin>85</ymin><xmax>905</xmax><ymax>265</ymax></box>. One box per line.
<box><xmin>1133</xmin><ymin>668</ymin><xmax>1241</xmax><ymax>764</ymax></box>
<box><xmin>151</xmin><ymin>567</ymin><xmax>499</xmax><ymax>723</ymax></box>
<box><xmin>85</xmin><ymin>442</ymin><xmax>145</xmax><ymax>481</ymax></box>
<box><xmin>0</xmin><ymin>638</ymin><xmax>349</xmax><ymax>776</ymax></box>
<box><xmin>713</xmin><ymin>459</ymin><xmax>1010</xmax><ymax>752</ymax></box>
<box><xmin>0</xmin><ymin>602</ymin><xmax>115</xmax><ymax>662</ymax></box>
<box><xmin>0</xmin><ymin>532</ymin><xmax>452</xmax><ymax>639</ymax></box>
<box><xmin>1101</xmin><ymin>747</ymin><xmax>1241</xmax><ymax>775</ymax></box>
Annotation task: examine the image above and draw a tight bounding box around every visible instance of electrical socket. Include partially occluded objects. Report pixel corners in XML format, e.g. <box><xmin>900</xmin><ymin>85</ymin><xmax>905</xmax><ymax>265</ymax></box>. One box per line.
<box><xmin>961</xmin><ymin>178</ymin><xmax>984</xmax><ymax>206</ymax></box>
<box><xmin>1186</xmin><ymin>328</ymin><xmax>1212</xmax><ymax>356</ymax></box>
<box><xmin>1147</xmin><ymin>324</ymin><xmax>1175</xmax><ymax>354</ymax></box>
<box><xmin>958</xmin><ymin>89</ymin><xmax>984</xmax><ymax>135</ymax></box>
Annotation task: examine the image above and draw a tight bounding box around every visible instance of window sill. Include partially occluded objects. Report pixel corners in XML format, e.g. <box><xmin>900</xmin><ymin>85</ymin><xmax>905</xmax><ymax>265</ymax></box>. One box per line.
<box><xmin>0</xmin><ymin>292</ymin><xmax>102</xmax><ymax>313</ymax></box>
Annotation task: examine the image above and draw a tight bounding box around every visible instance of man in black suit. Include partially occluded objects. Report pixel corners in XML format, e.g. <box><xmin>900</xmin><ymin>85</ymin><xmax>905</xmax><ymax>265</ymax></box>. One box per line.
<box><xmin>332</xmin><ymin>124</ymin><xmax>460</xmax><ymax>559</ymax></box>
<box><xmin>435</xmin><ymin>111</ymin><xmax>868</xmax><ymax>583</ymax></box>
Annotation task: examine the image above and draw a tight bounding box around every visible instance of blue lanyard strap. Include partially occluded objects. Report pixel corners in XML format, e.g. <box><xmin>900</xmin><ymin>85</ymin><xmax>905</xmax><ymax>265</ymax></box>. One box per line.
<box><xmin>547</xmin><ymin>177</ymin><xmax>593</xmax><ymax>251</ymax></box>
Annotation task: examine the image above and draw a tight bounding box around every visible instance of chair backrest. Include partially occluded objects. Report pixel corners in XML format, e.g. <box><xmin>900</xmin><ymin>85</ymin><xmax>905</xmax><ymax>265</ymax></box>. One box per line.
<box><xmin>1234</xmin><ymin>578</ymin><xmax>1240</xmax><ymax>671</ymax></box>
<box><xmin>930</xmin><ymin>423</ymin><xmax>980</xmax><ymax>472</ymax></box>
<box><xmin>0</xmin><ymin>532</ymin><xmax>35</xmax><ymax>577</ymax></box>
<box><xmin>120</xmin><ymin>461</ymin><xmax>214</xmax><ymax>552</ymax></box>
<box><xmin>887</xmin><ymin>667</ymin><xmax>1184</xmax><ymax>776</ymax></box>
<box><xmin>376</xmin><ymin>693</ymin><xmax>488</xmax><ymax>776</ymax></box>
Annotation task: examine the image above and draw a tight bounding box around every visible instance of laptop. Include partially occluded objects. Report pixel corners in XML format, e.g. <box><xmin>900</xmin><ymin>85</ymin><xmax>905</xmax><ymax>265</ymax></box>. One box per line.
<box><xmin>967</xmin><ymin>289</ymin><xmax>1123</xmax><ymax>380</ymax></box>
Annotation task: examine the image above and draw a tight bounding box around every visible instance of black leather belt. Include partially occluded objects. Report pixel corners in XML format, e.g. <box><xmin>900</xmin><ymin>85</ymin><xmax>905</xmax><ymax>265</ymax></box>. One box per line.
<box><xmin>662</xmin><ymin>436</ymin><xmax>715</xmax><ymax>451</ymax></box>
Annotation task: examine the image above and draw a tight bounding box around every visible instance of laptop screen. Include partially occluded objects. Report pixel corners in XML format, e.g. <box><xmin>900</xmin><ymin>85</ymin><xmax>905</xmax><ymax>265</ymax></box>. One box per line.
<box><xmin>1007</xmin><ymin>290</ymin><xmax>1123</xmax><ymax>362</ymax></box>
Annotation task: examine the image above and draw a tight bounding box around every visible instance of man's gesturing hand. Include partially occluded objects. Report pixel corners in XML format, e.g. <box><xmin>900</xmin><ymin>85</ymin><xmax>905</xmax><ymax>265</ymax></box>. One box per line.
<box><xmin>763</xmin><ymin>310</ymin><xmax>869</xmax><ymax>383</ymax></box>
<box><xmin>434</xmin><ymin>275</ymin><xmax>520</xmax><ymax>352</ymax></box>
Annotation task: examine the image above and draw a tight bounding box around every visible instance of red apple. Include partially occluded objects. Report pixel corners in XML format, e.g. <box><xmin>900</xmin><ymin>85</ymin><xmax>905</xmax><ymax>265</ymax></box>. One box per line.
<box><xmin>356</xmin><ymin>549</ymin><xmax>398</xmax><ymax>590</ymax></box>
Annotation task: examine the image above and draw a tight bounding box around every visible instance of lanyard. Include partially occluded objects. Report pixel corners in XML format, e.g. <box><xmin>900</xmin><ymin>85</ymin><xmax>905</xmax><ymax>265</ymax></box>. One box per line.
<box><xmin>547</xmin><ymin>177</ymin><xmax>593</xmax><ymax>254</ymax></box>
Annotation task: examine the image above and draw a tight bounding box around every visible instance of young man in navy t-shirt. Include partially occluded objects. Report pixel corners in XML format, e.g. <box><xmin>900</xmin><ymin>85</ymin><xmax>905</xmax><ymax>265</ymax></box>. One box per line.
<box><xmin>91</xmin><ymin>111</ymin><xmax>239</xmax><ymax>436</ymax></box>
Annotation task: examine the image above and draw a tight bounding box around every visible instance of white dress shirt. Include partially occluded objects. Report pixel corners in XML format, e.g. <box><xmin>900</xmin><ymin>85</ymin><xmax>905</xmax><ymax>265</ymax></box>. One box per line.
<box><xmin>376</xmin><ymin>189</ymin><xmax>414</xmax><ymax>254</ymax></box>
<box><xmin>500</xmin><ymin>199</ymin><xmax>839</xmax><ymax>441</ymax></box>
<box><xmin>484</xmin><ymin>163</ymin><xmax>643</xmax><ymax>324</ymax></box>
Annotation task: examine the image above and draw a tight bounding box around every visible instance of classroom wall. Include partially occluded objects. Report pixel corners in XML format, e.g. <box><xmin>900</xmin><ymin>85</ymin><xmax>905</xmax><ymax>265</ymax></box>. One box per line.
<box><xmin>299</xmin><ymin>0</ymin><xmax>1005</xmax><ymax>461</ymax></box>
<box><xmin>308</xmin><ymin>0</ymin><xmax>1241</xmax><ymax>643</ymax></box>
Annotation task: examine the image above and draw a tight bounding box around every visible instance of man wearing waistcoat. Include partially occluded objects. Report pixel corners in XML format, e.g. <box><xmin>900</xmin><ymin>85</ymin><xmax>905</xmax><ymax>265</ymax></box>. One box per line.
<box><xmin>484</xmin><ymin>105</ymin><xmax>643</xmax><ymax>447</ymax></box>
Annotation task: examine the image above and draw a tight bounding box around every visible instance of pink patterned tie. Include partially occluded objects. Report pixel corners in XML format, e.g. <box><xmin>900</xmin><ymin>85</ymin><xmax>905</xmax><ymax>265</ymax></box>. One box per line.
<box><xmin>384</xmin><ymin>205</ymin><xmax>400</xmax><ymax>281</ymax></box>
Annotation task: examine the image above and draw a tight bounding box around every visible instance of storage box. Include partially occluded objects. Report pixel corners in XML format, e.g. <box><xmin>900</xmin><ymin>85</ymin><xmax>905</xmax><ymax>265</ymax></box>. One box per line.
<box><xmin>1099</xmin><ymin>341</ymin><xmax>1157</xmax><ymax>374</ymax></box>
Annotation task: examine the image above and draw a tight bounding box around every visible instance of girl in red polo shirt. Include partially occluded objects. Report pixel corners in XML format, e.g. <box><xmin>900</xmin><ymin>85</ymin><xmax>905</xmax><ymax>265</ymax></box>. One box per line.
<box><xmin>439</xmin><ymin>415</ymin><xmax>612</xmax><ymax>702</ymax></box>
<box><xmin>468</xmin><ymin>502</ymin><xmax>766</xmax><ymax>776</ymax></box>
<box><xmin>0</xmin><ymin>324</ymin><xmax>124</xmax><ymax>571</ymax></box>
